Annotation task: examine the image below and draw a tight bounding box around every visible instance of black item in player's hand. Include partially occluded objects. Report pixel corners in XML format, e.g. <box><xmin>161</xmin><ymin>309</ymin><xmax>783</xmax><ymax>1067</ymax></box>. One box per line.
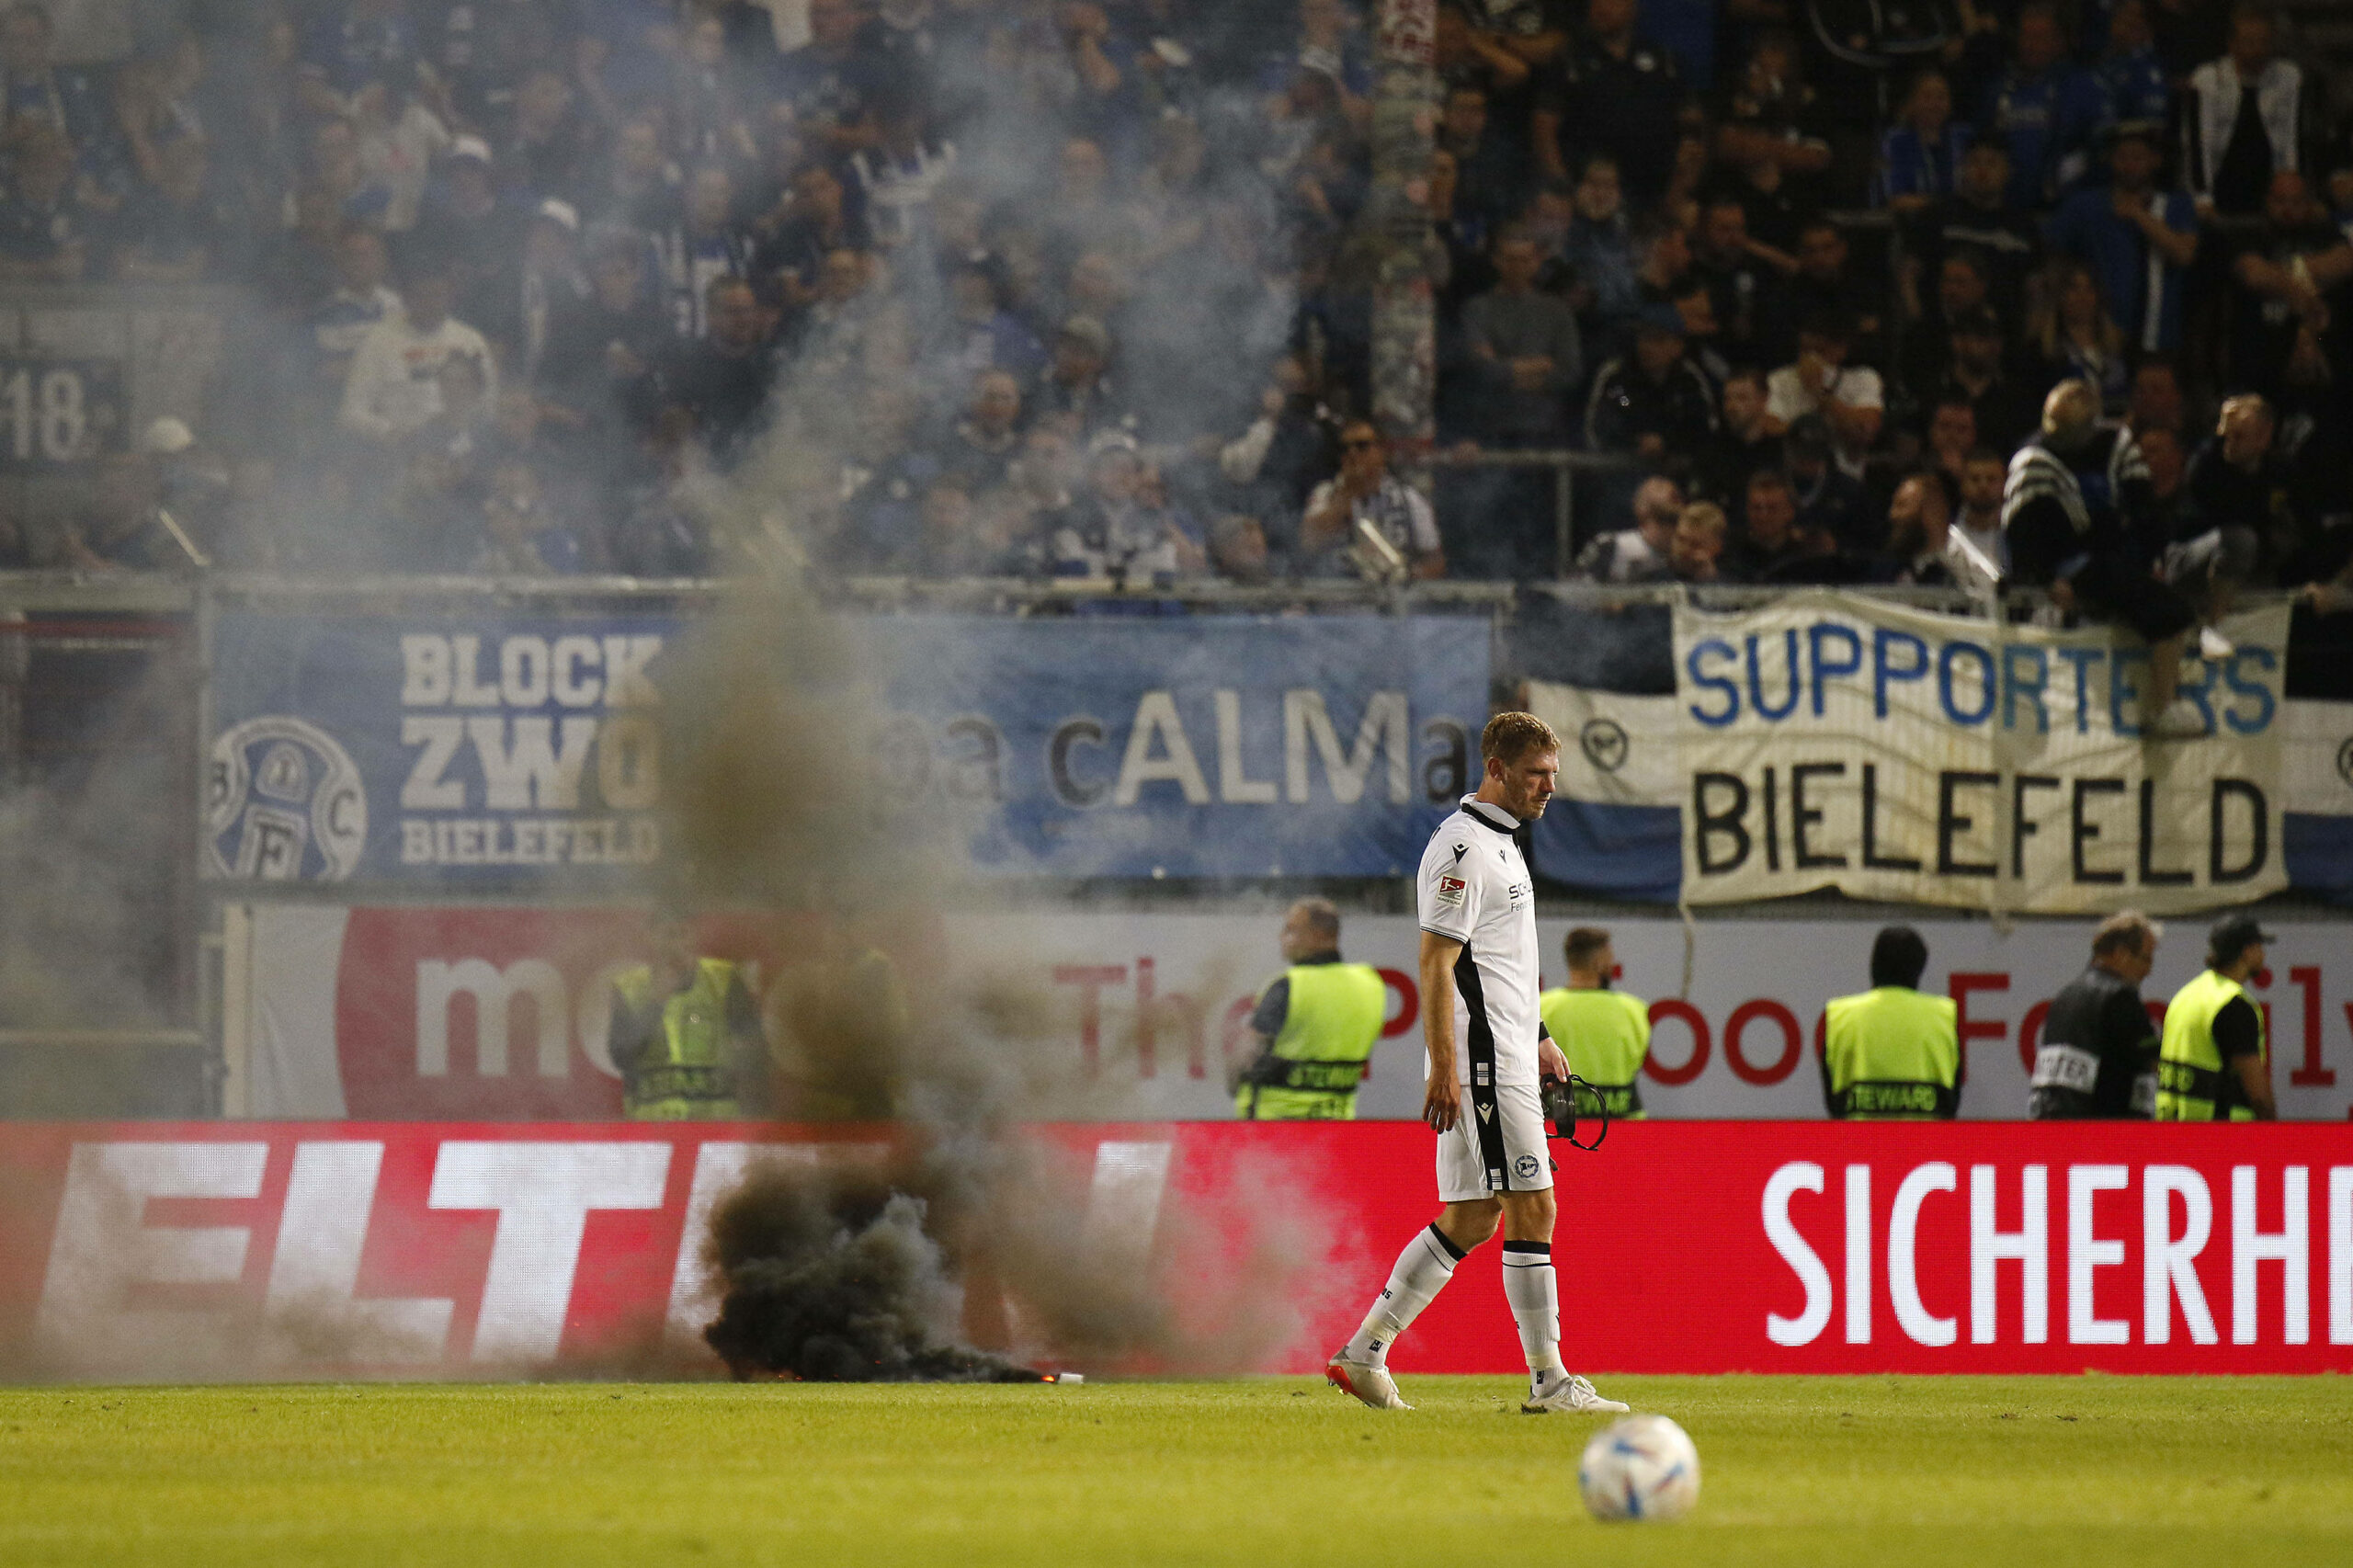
<box><xmin>1543</xmin><ymin>1075</ymin><xmax>1610</xmax><ymax>1152</ymax></box>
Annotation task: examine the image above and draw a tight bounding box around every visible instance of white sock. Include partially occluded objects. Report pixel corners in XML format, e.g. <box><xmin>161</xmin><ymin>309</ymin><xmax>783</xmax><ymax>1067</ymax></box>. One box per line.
<box><xmin>1502</xmin><ymin>1241</ymin><xmax>1564</xmax><ymax>1383</ymax></box>
<box><xmin>1343</xmin><ymin>1224</ymin><xmax>1462</xmax><ymax>1366</ymax></box>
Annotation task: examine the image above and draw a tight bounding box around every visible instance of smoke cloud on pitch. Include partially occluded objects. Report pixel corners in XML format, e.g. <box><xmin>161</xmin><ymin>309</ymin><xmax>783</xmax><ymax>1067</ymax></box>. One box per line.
<box><xmin>648</xmin><ymin>569</ymin><xmax>1346</xmax><ymax>1380</ymax></box>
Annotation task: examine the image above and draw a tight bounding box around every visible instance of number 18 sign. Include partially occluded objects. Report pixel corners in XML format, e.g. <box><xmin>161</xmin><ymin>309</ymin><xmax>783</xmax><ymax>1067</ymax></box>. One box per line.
<box><xmin>0</xmin><ymin>356</ymin><xmax>123</xmax><ymax>466</ymax></box>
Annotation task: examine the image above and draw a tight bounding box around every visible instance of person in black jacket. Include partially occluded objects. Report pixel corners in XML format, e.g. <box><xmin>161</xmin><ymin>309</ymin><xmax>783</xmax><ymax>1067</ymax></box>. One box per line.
<box><xmin>2178</xmin><ymin>392</ymin><xmax>2291</xmax><ymax>582</ymax></box>
<box><xmin>538</xmin><ymin>232</ymin><xmax>670</xmax><ymax>439</ymax></box>
<box><xmin>1583</xmin><ymin>307</ymin><xmax>1719</xmax><ymax>463</ymax></box>
<box><xmin>2029</xmin><ymin>911</ymin><xmax>2162</xmax><ymax>1119</ymax></box>
<box><xmin>654</xmin><ymin>276</ymin><xmax>778</xmax><ymax>461</ymax></box>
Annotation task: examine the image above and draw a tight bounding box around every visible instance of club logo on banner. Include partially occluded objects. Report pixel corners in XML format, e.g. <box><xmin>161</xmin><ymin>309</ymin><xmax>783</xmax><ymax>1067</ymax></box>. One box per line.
<box><xmin>1672</xmin><ymin>593</ymin><xmax>2291</xmax><ymax>914</ymax></box>
<box><xmin>206</xmin><ymin>716</ymin><xmax>369</xmax><ymax>881</ymax></box>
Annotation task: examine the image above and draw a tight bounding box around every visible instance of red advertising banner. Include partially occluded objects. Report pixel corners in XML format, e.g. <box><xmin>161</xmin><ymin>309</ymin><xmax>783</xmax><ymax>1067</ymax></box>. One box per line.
<box><xmin>0</xmin><ymin>1121</ymin><xmax>2346</xmax><ymax>1379</ymax></box>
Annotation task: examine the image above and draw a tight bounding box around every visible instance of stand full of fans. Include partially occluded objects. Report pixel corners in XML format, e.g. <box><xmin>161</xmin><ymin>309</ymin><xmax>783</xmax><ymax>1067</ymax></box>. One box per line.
<box><xmin>0</xmin><ymin>0</ymin><xmax>2346</xmax><ymax>617</ymax></box>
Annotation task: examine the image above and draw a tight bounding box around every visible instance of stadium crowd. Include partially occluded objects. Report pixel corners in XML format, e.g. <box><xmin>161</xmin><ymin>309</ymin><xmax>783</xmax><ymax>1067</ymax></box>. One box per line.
<box><xmin>5</xmin><ymin>0</ymin><xmax>2351</xmax><ymax>598</ymax></box>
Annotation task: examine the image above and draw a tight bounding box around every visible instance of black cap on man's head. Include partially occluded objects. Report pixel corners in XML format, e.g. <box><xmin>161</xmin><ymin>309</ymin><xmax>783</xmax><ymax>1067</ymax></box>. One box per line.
<box><xmin>2206</xmin><ymin>912</ymin><xmax>2274</xmax><ymax>966</ymax></box>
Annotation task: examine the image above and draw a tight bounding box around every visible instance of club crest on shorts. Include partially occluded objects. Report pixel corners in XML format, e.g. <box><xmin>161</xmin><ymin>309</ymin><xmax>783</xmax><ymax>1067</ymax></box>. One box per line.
<box><xmin>1514</xmin><ymin>1153</ymin><xmax>1541</xmax><ymax>1180</ymax></box>
<box><xmin>206</xmin><ymin>716</ymin><xmax>368</xmax><ymax>881</ymax></box>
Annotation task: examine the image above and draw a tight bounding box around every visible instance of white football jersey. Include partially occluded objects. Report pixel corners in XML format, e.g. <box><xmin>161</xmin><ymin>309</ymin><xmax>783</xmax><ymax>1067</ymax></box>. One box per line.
<box><xmin>1416</xmin><ymin>795</ymin><xmax>1542</xmax><ymax>1087</ymax></box>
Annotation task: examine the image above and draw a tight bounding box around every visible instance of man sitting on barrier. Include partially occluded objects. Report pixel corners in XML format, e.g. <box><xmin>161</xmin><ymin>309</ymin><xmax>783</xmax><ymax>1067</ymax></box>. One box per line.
<box><xmin>2001</xmin><ymin>379</ymin><xmax>2202</xmax><ymax>739</ymax></box>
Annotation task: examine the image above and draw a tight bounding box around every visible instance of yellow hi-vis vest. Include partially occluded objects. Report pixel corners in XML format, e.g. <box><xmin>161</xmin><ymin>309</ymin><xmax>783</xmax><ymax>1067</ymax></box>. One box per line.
<box><xmin>2156</xmin><ymin>968</ymin><xmax>2266</xmax><ymax>1121</ymax></box>
<box><xmin>1539</xmin><ymin>986</ymin><xmax>1651</xmax><ymax>1118</ymax></box>
<box><xmin>615</xmin><ymin>958</ymin><xmax>744</xmax><ymax>1120</ymax></box>
<box><xmin>1824</xmin><ymin>985</ymin><xmax>1960</xmax><ymax>1119</ymax></box>
<box><xmin>1234</xmin><ymin>961</ymin><xmax>1387</xmax><ymax>1120</ymax></box>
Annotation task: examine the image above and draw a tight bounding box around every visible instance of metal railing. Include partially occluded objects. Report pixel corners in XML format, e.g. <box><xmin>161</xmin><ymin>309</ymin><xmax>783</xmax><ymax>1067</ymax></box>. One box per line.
<box><xmin>0</xmin><ymin>566</ymin><xmax>2192</xmax><ymax>619</ymax></box>
<box><xmin>1424</xmin><ymin>447</ymin><xmax>1641</xmax><ymax>577</ymax></box>
<box><xmin>9</xmin><ymin>563</ymin><xmax>2317</xmax><ymax>620</ymax></box>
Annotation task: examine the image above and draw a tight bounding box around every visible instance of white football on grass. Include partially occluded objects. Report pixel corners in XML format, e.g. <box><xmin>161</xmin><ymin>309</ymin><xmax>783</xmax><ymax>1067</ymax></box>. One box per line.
<box><xmin>1578</xmin><ymin>1413</ymin><xmax>1699</xmax><ymax>1522</ymax></box>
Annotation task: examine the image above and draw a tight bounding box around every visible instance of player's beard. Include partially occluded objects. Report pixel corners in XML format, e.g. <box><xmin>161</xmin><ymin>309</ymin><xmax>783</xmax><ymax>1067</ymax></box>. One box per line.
<box><xmin>1502</xmin><ymin>785</ymin><xmax>1551</xmax><ymax>822</ymax></box>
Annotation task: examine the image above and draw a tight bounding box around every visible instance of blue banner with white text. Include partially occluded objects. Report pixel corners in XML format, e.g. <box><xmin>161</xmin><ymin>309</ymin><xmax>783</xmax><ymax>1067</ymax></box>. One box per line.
<box><xmin>205</xmin><ymin>609</ymin><xmax>1493</xmax><ymax>887</ymax></box>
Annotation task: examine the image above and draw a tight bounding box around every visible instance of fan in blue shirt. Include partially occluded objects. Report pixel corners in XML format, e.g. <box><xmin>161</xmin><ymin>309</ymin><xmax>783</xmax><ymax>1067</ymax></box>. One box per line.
<box><xmin>1877</xmin><ymin>68</ymin><xmax>1973</xmax><ymax>210</ymax></box>
<box><xmin>1980</xmin><ymin>5</ymin><xmax>2102</xmax><ymax>208</ymax></box>
<box><xmin>2089</xmin><ymin>0</ymin><xmax>2173</xmax><ymax>139</ymax></box>
<box><xmin>2045</xmin><ymin>125</ymin><xmax>2200</xmax><ymax>353</ymax></box>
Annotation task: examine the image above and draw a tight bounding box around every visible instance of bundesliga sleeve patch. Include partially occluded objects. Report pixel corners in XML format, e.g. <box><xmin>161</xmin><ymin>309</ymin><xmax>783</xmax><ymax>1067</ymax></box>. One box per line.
<box><xmin>1435</xmin><ymin>874</ymin><xmax>1467</xmax><ymax>907</ymax></box>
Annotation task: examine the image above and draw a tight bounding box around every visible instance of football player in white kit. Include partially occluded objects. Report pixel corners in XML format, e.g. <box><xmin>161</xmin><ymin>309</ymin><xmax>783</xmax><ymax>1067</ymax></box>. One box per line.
<box><xmin>1327</xmin><ymin>712</ymin><xmax>1631</xmax><ymax>1415</ymax></box>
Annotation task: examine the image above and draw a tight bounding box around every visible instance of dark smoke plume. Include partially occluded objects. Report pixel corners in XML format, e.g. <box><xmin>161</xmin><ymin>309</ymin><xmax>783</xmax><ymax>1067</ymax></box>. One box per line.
<box><xmin>701</xmin><ymin>1165</ymin><xmax>1041</xmax><ymax>1382</ymax></box>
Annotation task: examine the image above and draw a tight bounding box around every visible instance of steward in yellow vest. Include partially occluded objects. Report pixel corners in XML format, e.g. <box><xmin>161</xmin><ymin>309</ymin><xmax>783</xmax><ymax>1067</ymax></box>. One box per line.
<box><xmin>608</xmin><ymin>914</ymin><xmax>768</xmax><ymax>1119</ymax></box>
<box><xmin>1822</xmin><ymin>926</ymin><xmax>1961</xmax><ymax>1119</ymax></box>
<box><xmin>1538</xmin><ymin>926</ymin><xmax>1650</xmax><ymax>1119</ymax></box>
<box><xmin>2156</xmin><ymin>913</ymin><xmax>2276</xmax><ymax>1121</ymax></box>
<box><xmin>1233</xmin><ymin>899</ymin><xmax>1388</xmax><ymax>1120</ymax></box>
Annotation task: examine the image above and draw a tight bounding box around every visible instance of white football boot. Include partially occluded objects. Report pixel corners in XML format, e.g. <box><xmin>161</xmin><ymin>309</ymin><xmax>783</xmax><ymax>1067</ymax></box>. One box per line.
<box><xmin>1326</xmin><ymin>1354</ymin><xmax>1411</xmax><ymax>1410</ymax></box>
<box><xmin>1521</xmin><ymin>1370</ymin><xmax>1630</xmax><ymax>1415</ymax></box>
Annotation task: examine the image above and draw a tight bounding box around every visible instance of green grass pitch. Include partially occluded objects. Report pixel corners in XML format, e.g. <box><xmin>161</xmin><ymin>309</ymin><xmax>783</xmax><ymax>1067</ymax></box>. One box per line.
<box><xmin>0</xmin><ymin>1377</ymin><xmax>2347</xmax><ymax>1566</ymax></box>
